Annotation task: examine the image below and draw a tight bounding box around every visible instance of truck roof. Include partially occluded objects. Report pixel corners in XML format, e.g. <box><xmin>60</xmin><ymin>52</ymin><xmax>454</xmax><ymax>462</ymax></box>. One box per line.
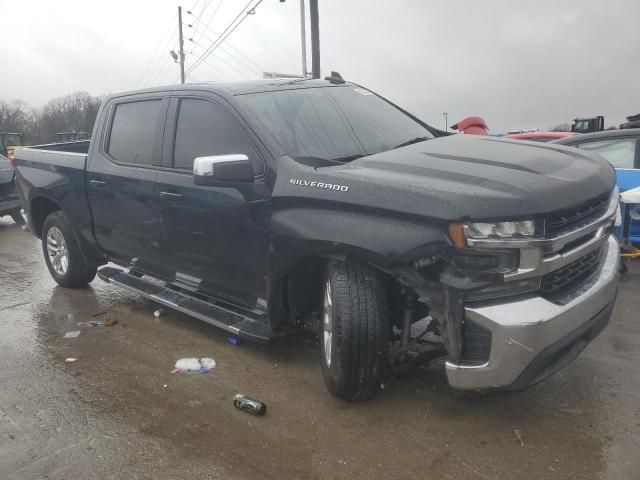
<box><xmin>110</xmin><ymin>78</ymin><xmax>353</xmax><ymax>101</ymax></box>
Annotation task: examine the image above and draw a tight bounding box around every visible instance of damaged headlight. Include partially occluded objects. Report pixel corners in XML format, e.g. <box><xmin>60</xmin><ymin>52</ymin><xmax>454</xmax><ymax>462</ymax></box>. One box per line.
<box><xmin>449</xmin><ymin>220</ymin><xmax>537</xmax><ymax>247</ymax></box>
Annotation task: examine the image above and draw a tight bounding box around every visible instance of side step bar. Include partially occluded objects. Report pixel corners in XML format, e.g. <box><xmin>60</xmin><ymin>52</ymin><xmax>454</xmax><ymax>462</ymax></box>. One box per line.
<box><xmin>97</xmin><ymin>266</ymin><xmax>274</xmax><ymax>342</ymax></box>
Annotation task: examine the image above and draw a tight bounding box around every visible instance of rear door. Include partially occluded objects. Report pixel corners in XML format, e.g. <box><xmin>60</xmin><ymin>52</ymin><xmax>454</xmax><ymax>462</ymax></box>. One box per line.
<box><xmin>575</xmin><ymin>135</ymin><xmax>640</xmax><ymax>241</ymax></box>
<box><xmin>154</xmin><ymin>94</ymin><xmax>270</xmax><ymax>305</ymax></box>
<box><xmin>87</xmin><ymin>95</ymin><xmax>171</xmax><ymax>276</ymax></box>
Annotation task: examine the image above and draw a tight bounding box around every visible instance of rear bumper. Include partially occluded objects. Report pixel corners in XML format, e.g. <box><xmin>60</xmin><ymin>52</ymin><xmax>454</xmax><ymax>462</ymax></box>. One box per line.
<box><xmin>445</xmin><ymin>235</ymin><xmax>619</xmax><ymax>390</ymax></box>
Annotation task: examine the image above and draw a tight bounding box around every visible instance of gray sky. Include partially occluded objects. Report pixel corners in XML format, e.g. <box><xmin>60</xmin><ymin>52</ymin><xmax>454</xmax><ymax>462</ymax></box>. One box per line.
<box><xmin>2</xmin><ymin>0</ymin><xmax>639</xmax><ymax>132</ymax></box>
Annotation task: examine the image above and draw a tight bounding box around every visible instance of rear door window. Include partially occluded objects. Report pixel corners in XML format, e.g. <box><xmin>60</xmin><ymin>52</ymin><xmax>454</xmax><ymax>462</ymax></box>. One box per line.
<box><xmin>107</xmin><ymin>100</ymin><xmax>162</xmax><ymax>166</ymax></box>
<box><xmin>173</xmin><ymin>98</ymin><xmax>263</xmax><ymax>174</ymax></box>
<box><xmin>577</xmin><ymin>137</ymin><xmax>637</xmax><ymax>169</ymax></box>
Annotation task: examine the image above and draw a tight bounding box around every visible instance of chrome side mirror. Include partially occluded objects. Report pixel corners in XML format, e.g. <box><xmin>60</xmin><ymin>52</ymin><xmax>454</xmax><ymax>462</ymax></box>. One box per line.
<box><xmin>193</xmin><ymin>154</ymin><xmax>254</xmax><ymax>185</ymax></box>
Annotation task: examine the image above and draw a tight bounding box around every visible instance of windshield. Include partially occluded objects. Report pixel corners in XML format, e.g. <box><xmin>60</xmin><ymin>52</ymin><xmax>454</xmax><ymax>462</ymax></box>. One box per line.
<box><xmin>238</xmin><ymin>86</ymin><xmax>433</xmax><ymax>162</ymax></box>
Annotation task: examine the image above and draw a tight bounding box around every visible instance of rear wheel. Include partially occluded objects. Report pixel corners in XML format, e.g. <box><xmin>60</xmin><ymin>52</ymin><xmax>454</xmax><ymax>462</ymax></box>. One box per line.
<box><xmin>320</xmin><ymin>259</ymin><xmax>389</xmax><ymax>400</ymax></box>
<box><xmin>42</xmin><ymin>211</ymin><xmax>96</xmax><ymax>288</ymax></box>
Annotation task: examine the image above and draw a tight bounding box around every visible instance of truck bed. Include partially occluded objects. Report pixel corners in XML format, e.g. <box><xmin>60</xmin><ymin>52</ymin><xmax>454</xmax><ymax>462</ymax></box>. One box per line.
<box><xmin>27</xmin><ymin>140</ymin><xmax>91</xmax><ymax>154</ymax></box>
<box><xmin>14</xmin><ymin>143</ymin><xmax>91</xmax><ymax>240</ymax></box>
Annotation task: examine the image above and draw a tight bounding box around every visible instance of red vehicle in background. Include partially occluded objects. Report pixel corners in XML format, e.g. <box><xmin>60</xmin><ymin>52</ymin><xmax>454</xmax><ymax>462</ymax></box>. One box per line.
<box><xmin>505</xmin><ymin>131</ymin><xmax>575</xmax><ymax>142</ymax></box>
<box><xmin>450</xmin><ymin>117</ymin><xmax>489</xmax><ymax>135</ymax></box>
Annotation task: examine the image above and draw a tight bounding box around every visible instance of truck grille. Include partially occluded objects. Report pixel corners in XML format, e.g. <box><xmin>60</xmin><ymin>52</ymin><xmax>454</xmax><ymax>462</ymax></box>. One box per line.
<box><xmin>545</xmin><ymin>193</ymin><xmax>610</xmax><ymax>237</ymax></box>
<box><xmin>540</xmin><ymin>248</ymin><xmax>603</xmax><ymax>302</ymax></box>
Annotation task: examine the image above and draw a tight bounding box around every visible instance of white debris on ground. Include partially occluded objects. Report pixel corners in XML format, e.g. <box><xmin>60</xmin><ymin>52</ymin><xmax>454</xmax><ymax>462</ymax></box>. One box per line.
<box><xmin>174</xmin><ymin>357</ymin><xmax>216</xmax><ymax>373</ymax></box>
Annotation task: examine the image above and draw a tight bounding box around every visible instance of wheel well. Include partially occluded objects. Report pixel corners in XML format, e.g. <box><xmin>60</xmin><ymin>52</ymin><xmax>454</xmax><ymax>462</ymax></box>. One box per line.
<box><xmin>279</xmin><ymin>255</ymin><xmax>411</xmax><ymax>329</ymax></box>
<box><xmin>30</xmin><ymin>197</ymin><xmax>62</xmax><ymax>237</ymax></box>
<box><xmin>282</xmin><ymin>256</ymin><xmax>328</xmax><ymax>326</ymax></box>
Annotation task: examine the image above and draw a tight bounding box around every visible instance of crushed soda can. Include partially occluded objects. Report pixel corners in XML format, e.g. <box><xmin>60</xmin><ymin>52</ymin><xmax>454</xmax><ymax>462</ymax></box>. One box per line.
<box><xmin>233</xmin><ymin>394</ymin><xmax>266</xmax><ymax>416</ymax></box>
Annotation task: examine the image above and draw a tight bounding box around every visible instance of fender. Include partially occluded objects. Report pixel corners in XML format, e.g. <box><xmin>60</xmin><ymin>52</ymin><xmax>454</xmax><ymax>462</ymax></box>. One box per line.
<box><xmin>270</xmin><ymin>206</ymin><xmax>451</xmax><ymax>269</ymax></box>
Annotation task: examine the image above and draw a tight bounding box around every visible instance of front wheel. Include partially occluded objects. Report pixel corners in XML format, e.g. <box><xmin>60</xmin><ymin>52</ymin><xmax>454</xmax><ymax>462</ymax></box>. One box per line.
<box><xmin>42</xmin><ymin>211</ymin><xmax>97</xmax><ymax>288</ymax></box>
<box><xmin>320</xmin><ymin>259</ymin><xmax>389</xmax><ymax>401</ymax></box>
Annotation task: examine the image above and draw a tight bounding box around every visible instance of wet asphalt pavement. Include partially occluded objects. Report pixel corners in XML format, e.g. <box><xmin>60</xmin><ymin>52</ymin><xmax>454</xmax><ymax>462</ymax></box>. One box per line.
<box><xmin>0</xmin><ymin>217</ymin><xmax>639</xmax><ymax>480</ymax></box>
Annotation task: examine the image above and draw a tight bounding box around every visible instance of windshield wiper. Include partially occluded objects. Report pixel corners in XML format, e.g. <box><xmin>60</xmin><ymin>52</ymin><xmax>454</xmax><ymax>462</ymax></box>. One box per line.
<box><xmin>392</xmin><ymin>136</ymin><xmax>431</xmax><ymax>150</ymax></box>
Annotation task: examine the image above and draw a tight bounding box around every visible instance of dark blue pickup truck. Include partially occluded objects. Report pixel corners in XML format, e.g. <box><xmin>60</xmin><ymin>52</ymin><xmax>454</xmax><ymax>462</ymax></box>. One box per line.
<box><xmin>13</xmin><ymin>79</ymin><xmax>620</xmax><ymax>400</ymax></box>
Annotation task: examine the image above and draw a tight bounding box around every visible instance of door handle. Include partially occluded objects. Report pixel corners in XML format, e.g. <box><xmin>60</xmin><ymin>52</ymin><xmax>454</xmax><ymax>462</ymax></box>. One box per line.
<box><xmin>160</xmin><ymin>191</ymin><xmax>184</xmax><ymax>201</ymax></box>
<box><xmin>89</xmin><ymin>179</ymin><xmax>108</xmax><ymax>188</ymax></box>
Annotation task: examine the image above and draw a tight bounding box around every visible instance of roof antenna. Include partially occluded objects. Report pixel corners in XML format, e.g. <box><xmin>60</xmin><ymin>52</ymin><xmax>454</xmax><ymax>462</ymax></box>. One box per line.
<box><xmin>324</xmin><ymin>71</ymin><xmax>345</xmax><ymax>84</ymax></box>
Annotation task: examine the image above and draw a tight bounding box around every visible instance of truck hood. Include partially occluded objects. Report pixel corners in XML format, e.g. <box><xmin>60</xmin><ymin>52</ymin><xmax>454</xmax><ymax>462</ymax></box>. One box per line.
<box><xmin>275</xmin><ymin>134</ymin><xmax>616</xmax><ymax>221</ymax></box>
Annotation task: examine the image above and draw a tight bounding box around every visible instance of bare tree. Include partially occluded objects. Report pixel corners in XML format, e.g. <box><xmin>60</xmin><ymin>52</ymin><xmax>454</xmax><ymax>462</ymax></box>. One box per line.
<box><xmin>39</xmin><ymin>92</ymin><xmax>103</xmax><ymax>141</ymax></box>
<box><xmin>0</xmin><ymin>100</ymin><xmax>38</xmax><ymax>137</ymax></box>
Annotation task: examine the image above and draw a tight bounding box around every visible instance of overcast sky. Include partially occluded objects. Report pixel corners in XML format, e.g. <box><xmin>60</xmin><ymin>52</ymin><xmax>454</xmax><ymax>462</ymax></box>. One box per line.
<box><xmin>1</xmin><ymin>0</ymin><xmax>638</xmax><ymax>132</ymax></box>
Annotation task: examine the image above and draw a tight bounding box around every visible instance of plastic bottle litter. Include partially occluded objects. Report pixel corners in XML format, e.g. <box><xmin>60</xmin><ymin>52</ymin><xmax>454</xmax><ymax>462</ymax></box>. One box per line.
<box><xmin>199</xmin><ymin>358</ymin><xmax>216</xmax><ymax>372</ymax></box>
<box><xmin>154</xmin><ymin>309</ymin><xmax>165</xmax><ymax>318</ymax></box>
<box><xmin>175</xmin><ymin>358</ymin><xmax>201</xmax><ymax>371</ymax></box>
<box><xmin>227</xmin><ymin>336</ymin><xmax>240</xmax><ymax>346</ymax></box>
<box><xmin>77</xmin><ymin>315</ymin><xmax>117</xmax><ymax>327</ymax></box>
<box><xmin>78</xmin><ymin>319</ymin><xmax>104</xmax><ymax>327</ymax></box>
<box><xmin>174</xmin><ymin>357</ymin><xmax>216</xmax><ymax>373</ymax></box>
<box><xmin>233</xmin><ymin>394</ymin><xmax>267</xmax><ymax>416</ymax></box>
<box><xmin>65</xmin><ymin>357</ymin><xmax>77</xmax><ymax>363</ymax></box>
<box><xmin>63</xmin><ymin>331</ymin><xmax>81</xmax><ymax>339</ymax></box>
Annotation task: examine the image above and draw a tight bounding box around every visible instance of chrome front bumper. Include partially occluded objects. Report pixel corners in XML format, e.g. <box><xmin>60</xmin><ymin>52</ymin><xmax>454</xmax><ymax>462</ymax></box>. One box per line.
<box><xmin>445</xmin><ymin>235</ymin><xmax>619</xmax><ymax>390</ymax></box>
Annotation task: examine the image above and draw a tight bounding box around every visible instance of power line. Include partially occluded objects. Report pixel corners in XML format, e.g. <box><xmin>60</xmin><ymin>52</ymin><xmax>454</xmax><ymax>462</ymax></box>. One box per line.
<box><xmin>199</xmin><ymin>0</ymin><xmax>264</xmax><ymax>71</ymax></box>
<box><xmin>187</xmin><ymin>12</ymin><xmax>264</xmax><ymax>74</ymax></box>
<box><xmin>190</xmin><ymin>0</ymin><xmax>213</xmax><ymax>44</ymax></box>
<box><xmin>148</xmin><ymin>36</ymin><xmax>179</xmax><ymax>86</ymax></box>
<box><xmin>137</xmin><ymin>12</ymin><xmax>178</xmax><ymax>87</ymax></box>
<box><xmin>186</xmin><ymin>0</ymin><xmax>257</xmax><ymax>75</ymax></box>
<box><xmin>192</xmin><ymin>0</ymin><xmax>223</xmax><ymax>47</ymax></box>
<box><xmin>189</xmin><ymin>41</ymin><xmax>251</xmax><ymax>79</ymax></box>
<box><xmin>186</xmin><ymin>0</ymin><xmax>253</xmax><ymax>74</ymax></box>
<box><xmin>188</xmin><ymin>28</ymin><xmax>261</xmax><ymax>78</ymax></box>
<box><xmin>185</xmin><ymin>72</ymin><xmax>203</xmax><ymax>82</ymax></box>
<box><xmin>186</xmin><ymin>51</ymin><xmax>234</xmax><ymax>81</ymax></box>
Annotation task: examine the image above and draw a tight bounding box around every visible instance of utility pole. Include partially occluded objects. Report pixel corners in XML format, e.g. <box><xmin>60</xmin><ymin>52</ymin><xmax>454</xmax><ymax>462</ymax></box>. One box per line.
<box><xmin>178</xmin><ymin>6</ymin><xmax>186</xmax><ymax>84</ymax></box>
<box><xmin>309</xmin><ymin>0</ymin><xmax>320</xmax><ymax>79</ymax></box>
<box><xmin>299</xmin><ymin>0</ymin><xmax>307</xmax><ymax>77</ymax></box>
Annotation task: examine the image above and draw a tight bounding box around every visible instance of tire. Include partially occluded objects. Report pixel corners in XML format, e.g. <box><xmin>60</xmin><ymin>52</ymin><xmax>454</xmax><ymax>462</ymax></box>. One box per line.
<box><xmin>42</xmin><ymin>211</ymin><xmax>97</xmax><ymax>288</ymax></box>
<box><xmin>10</xmin><ymin>211</ymin><xmax>24</xmax><ymax>224</ymax></box>
<box><xmin>320</xmin><ymin>259</ymin><xmax>389</xmax><ymax>401</ymax></box>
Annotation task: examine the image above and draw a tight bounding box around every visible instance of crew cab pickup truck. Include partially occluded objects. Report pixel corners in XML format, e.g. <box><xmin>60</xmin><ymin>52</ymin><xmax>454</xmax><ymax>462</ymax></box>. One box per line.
<box><xmin>14</xmin><ymin>78</ymin><xmax>620</xmax><ymax>400</ymax></box>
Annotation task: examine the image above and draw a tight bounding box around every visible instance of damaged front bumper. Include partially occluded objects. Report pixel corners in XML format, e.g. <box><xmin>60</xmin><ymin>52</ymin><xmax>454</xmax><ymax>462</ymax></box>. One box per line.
<box><xmin>445</xmin><ymin>235</ymin><xmax>619</xmax><ymax>390</ymax></box>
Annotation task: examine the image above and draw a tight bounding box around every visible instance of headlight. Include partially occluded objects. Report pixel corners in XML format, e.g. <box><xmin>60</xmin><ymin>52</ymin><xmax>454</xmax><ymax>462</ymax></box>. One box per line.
<box><xmin>465</xmin><ymin>220</ymin><xmax>536</xmax><ymax>239</ymax></box>
<box><xmin>448</xmin><ymin>220</ymin><xmax>536</xmax><ymax>247</ymax></box>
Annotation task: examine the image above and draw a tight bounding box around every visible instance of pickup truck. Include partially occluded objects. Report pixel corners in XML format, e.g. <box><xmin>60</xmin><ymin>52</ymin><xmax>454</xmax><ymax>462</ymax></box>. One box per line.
<box><xmin>14</xmin><ymin>78</ymin><xmax>620</xmax><ymax>400</ymax></box>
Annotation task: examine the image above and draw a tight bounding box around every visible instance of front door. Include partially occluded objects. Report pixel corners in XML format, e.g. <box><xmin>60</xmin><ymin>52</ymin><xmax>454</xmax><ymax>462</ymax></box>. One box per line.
<box><xmin>87</xmin><ymin>96</ymin><xmax>170</xmax><ymax>276</ymax></box>
<box><xmin>154</xmin><ymin>95</ymin><xmax>270</xmax><ymax>306</ymax></box>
